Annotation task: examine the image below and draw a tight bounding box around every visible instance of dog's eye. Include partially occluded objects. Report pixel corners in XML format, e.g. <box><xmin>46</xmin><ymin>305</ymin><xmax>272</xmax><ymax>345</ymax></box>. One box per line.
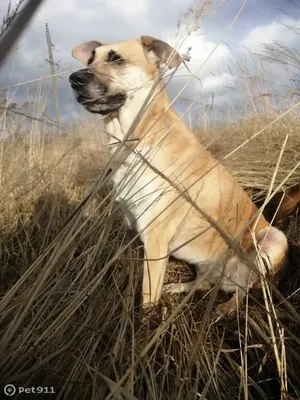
<box><xmin>87</xmin><ymin>50</ymin><xmax>96</xmax><ymax>65</ymax></box>
<box><xmin>107</xmin><ymin>50</ymin><xmax>124</xmax><ymax>64</ymax></box>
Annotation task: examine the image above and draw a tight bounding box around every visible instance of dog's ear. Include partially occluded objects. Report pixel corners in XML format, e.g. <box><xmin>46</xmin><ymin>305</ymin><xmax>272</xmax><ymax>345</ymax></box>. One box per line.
<box><xmin>141</xmin><ymin>36</ymin><xmax>182</xmax><ymax>69</ymax></box>
<box><xmin>72</xmin><ymin>40</ymin><xmax>104</xmax><ymax>65</ymax></box>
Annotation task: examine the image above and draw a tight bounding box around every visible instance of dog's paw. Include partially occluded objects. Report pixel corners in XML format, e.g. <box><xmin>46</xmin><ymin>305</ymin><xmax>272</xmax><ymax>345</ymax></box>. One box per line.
<box><xmin>163</xmin><ymin>282</ymin><xmax>185</xmax><ymax>295</ymax></box>
<box><xmin>214</xmin><ymin>301</ymin><xmax>236</xmax><ymax>320</ymax></box>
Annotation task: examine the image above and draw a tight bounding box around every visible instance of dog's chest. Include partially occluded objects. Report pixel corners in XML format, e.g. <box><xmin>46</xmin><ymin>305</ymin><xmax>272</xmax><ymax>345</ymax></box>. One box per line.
<box><xmin>104</xmin><ymin>118</ymin><xmax>167</xmax><ymax>233</ymax></box>
<box><xmin>112</xmin><ymin>153</ymin><xmax>166</xmax><ymax>230</ymax></box>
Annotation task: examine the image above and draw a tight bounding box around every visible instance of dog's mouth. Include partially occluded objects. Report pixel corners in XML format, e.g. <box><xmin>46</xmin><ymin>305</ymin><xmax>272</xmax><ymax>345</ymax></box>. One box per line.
<box><xmin>69</xmin><ymin>69</ymin><xmax>126</xmax><ymax>115</ymax></box>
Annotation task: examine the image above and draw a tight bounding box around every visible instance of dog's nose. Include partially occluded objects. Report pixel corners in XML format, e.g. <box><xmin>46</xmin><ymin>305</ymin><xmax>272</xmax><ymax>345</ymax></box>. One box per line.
<box><xmin>69</xmin><ymin>71</ymin><xmax>90</xmax><ymax>87</ymax></box>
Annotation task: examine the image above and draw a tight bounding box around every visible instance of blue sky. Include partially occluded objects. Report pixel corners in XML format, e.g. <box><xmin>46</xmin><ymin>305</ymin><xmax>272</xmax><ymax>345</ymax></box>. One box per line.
<box><xmin>0</xmin><ymin>0</ymin><xmax>300</xmax><ymax>124</ymax></box>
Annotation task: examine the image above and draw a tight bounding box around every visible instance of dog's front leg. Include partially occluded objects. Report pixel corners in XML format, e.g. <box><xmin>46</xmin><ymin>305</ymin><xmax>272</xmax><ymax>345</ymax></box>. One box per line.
<box><xmin>142</xmin><ymin>235</ymin><xmax>169</xmax><ymax>315</ymax></box>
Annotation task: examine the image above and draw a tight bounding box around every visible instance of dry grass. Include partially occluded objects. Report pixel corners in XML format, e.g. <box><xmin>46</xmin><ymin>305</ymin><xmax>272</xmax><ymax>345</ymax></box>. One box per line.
<box><xmin>199</xmin><ymin>116</ymin><xmax>300</xmax><ymax>190</ymax></box>
<box><xmin>0</xmin><ymin>1</ymin><xmax>300</xmax><ymax>396</ymax></box>
<box><xmin>0</xmin><ymin>110</ymin><xmax>299</xmax><ymax>400</ymax></box>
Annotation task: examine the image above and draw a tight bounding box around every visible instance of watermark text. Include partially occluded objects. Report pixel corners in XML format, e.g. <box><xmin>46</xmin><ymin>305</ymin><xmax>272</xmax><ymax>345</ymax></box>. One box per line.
<box><xmin>3</xmin><ymin>384</ymin><xmax>55</xmax><ymax>396</ymax></box>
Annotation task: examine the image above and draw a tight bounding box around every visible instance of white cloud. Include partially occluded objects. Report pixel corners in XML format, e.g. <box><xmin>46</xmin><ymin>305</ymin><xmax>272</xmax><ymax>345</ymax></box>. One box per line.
<box><xmin>166</xmin><ymin>16</ymin><xmax>300</xmax><ymax>112</ymax></box>
<box><xmin>201</xmin><ymin>72</ymin><xmax>235</xmax><ymax>92</ymax></box>
<box><xmin>241</xmin><ymin>17</ymin><xmax>300</xmax><ymax>53</ymax></box>
<box><xmin>167</xmin><ymin>28</ymin><xmax>231</xmax><ymax>73</ymax></box>
<box><xmin>5</xmin><ymin>1</ymin><xmax>234</xmax><ymax>102</ymax></box>
<box><xmin>104</xmin><ymin>0</ymin><xmax>150</xmax><ymax>18</ymax></box>
<box><xmin>163</xmin><ymin>27</ymin><xmax>233</xmax><ymax>98</ymax></box>
<box><xmin>3</xmin><ymin>0</ymin><xmax>299</xmax><ymax>121</ymax></box>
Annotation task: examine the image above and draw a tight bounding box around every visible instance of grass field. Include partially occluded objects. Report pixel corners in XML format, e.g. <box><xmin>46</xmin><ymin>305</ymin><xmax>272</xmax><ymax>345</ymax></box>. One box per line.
<box><xmin>0</xmin><ymin>2</ymin><xmax>300</xmax><ymax>399</ymax></box>
<box><xmin>0</xmin><ymin>108</ymin><xmax>299</xmax><ymax>399</ymax></box>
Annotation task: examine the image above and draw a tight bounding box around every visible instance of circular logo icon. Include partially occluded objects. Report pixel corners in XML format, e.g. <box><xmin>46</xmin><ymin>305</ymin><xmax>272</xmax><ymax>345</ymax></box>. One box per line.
<box><xmin>4</xmin><ymin>385</ymin><xmax>16</xmax><ymax>397</ymax></box>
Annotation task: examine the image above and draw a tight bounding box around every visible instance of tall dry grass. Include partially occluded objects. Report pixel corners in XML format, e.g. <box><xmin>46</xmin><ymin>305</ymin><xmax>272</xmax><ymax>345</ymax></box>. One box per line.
<box><xmin>0</xmin><ymin>2</ymin><xmax>300</xmax><ymax>399</ymax></box>
<box><xmin>0</xmin><ymin>103</ymin><xmax>299</xmax><ymax>400</ymax></box>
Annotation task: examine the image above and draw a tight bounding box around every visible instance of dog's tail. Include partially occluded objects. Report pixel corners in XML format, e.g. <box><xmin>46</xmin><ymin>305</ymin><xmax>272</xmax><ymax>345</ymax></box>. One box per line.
<box><xmin>244</xmin><ymin>185</ymin><xmax>300</xmax><ymax>291</ymax></box>
<box><xmin>271</xmin><ymin>182</ymin><xmax>300</xmax><ymax>295</ymax></box>
<box><xmin>274</xmin><ymin>183</ymin><xmax>300</xmax><ymax>228</ymax></box>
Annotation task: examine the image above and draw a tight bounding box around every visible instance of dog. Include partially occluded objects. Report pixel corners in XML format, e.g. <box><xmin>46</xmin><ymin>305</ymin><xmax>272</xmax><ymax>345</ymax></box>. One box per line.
<box><xmin>69</xmin><ymin>36</ymin><xmax>292</xmax><ymax>318</ymax></box>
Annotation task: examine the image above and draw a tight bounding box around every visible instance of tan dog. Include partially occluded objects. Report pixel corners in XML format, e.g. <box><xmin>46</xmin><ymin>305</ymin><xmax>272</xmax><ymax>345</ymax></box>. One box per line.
<box><xmin>69</xmin><ymin>36</ymin><xmax>289</xmax><ymax>318</ymax></box>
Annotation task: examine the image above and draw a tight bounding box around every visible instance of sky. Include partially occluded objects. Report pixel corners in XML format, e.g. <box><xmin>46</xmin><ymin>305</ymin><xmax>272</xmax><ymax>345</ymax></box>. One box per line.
<box><xmin>1</xmin><ymin>0</ymin><xmax>300</xmax><ymax>126</ymax></box>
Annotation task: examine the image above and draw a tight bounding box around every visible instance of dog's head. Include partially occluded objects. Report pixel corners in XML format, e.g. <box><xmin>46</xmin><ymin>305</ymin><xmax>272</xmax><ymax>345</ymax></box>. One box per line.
<box><xmin>69</xmin><ymin>36</ymin><xmax>182</xmax><ymax>115</ymax></box>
